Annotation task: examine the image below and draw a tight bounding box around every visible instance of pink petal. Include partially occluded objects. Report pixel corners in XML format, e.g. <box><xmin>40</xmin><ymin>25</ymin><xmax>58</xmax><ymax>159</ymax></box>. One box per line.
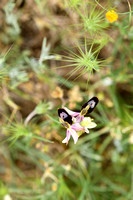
<box><xmin>62</xmin><ymin>129</ymin><xmax>70</xmax><ymax>144</ymax></box>
<box><xmin>70</xmin><ymin>129</ymin><xmax>78</xmax><ymax>144</ymax></box>
<box><xmin>71</xmin><ymin>123</ymin><xmax>84</xmax><ymax>131</ymax></box>
<box><xmin>71</xmin><ymin>112</ymin><xmax>80</xmax><ymax>117</ymax></box>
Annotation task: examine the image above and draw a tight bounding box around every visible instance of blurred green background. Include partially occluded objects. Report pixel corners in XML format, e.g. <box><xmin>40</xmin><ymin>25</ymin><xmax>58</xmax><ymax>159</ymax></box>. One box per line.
<box><xmin>0</xmin><ymin>0</ymin><xmax>133</xmax><ymax>199</ymax></box>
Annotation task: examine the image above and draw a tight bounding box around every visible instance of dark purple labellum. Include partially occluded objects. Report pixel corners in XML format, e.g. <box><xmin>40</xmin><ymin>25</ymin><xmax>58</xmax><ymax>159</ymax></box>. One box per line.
<box><xmin>58</xmin><ymin>108</ymin><xmax>73</xmax><ymax>125</ymax></box>
<box><xmin>81</xmin><ymin>97</ymin><xmax>99</xmax><ymax>114</ymax></box>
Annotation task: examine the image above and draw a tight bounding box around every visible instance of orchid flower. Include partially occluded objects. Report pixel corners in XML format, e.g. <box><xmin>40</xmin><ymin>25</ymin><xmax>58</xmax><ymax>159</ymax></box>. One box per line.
<box><xmin>59</xmin><ymin>108</ymin><xmax>97</xmax><ymax>144</ymax></box>
<box><xmin>63</xmin><ymin>107</ymin><xmax>80</xmax><ymax>118</ymax></box>
<box><xmin>58</xmin><ymin>97</ymin><xmax>99</xmax><ymax>144</ymax></box>
<box><xmin>63</xmin><ymin>108</ymin><xmax>97</xmax><ymax>136</ymax></box>
<box><xmin>64</xmin><ymin>106</ymin><xmax>89</xmax><ymax>123</ymax></box>
<box><xmin>77</xmin><ymin>117</ymin><xmax>97</xmax><ymax>137</ymax></box>
<box><xmin>59</xmin><ymin>118</ymin><xmax>84</xmax><ymax>144</ymax></box>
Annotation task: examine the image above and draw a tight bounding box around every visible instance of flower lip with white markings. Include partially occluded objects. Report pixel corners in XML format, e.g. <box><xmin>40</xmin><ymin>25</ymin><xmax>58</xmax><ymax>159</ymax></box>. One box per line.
<box><xmin>58</xmin><ymin>108</ymin><xmax>73</xmax><ymax>125</ymax></box>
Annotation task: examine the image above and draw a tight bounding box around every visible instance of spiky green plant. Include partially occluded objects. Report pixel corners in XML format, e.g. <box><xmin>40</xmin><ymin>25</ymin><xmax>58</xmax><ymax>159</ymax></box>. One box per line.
<box><xmin>4</xmin><ymin>121</ymin><xmax>53</xmax><ymax>145</ymax></box>
<box><xmin>73</xmin><ymin>2</ymin><xmax>109</xmax><ymax>35</ymax></box>
<box><xmin>57</xmin><ymin>40</ymin><xmax>107</xmax><ymax>81</ymax></box>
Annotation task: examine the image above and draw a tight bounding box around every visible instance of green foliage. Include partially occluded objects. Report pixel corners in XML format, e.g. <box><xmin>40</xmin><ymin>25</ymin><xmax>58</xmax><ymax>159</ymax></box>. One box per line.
<box><xmin>0</xmin><ymin>0</ymin><xmax>133</xmax><ymax>200</ymax></box>
<box><xmin>80</xmin><ymin>5</ymin><xmax>108</xmax><ymax>34</ymax></box>
<box><xmin>35</xmin><ymin>101</ymin><xmax>53</xmax><ymax>115</ymax></box>
<box><xmin>3</xmin><ymin>0</ymin><xmax>20</xmax><ymax>40</ymax></box>
<box><xmin>0</xmin><ymin>59</ymin><xmax>8</xmax><ymax>82</ymax></box>
<box><xmin>58</xmin><ymin>40</ymin><xmax>106</xmax><ymax>80</ymax></box>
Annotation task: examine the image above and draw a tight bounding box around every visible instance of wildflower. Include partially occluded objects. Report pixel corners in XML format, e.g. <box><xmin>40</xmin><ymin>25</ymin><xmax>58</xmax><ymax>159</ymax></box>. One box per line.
<box><xmin>51</xmin><ymin>86</ymin><xmax>63</xmax><ymax>99</ymax></box>
<box><xmin>59</xmin><ymin>117</ymin><xmax>84</xmax><ymax>144</ymax></box>
<box><xmin>74</xmin><ymin>97</ymin><xmax>99</xmax><ymax>123</ymax></box>
<box><xmin>63</xmin><ymin>107</ymin><xmax>80</xmax><ymax>117</ymax></box>
<box><xmin>58</xmin><ymin>97</ymin><xmax>99</xmax><ymax>144</ymax></box>
<box><xmin>74</xmin><ymin>104</ymin><xmax>90</xmax><ymax>123</ymax></box>
<box><xmin>64</xmin><ymin>108</ymin><xmax>97</xmax><ymax>131</ymax></box>
<box><xmin>80</xmin><ymin>117</ymin><xmax>97</xmax><ymax>134</ymax></box>
<box><xmin>105</xmin><ymin>10</ymin><xmax>118</xmax><ymax>23</ymax></box>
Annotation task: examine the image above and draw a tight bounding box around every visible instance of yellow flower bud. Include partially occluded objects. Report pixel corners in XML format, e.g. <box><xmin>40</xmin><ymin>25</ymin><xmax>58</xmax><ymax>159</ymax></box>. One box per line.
<box><xmin>106</xmin><ymin>10</ymin><xmax>118</xmax><ymax>23</ymax></box>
